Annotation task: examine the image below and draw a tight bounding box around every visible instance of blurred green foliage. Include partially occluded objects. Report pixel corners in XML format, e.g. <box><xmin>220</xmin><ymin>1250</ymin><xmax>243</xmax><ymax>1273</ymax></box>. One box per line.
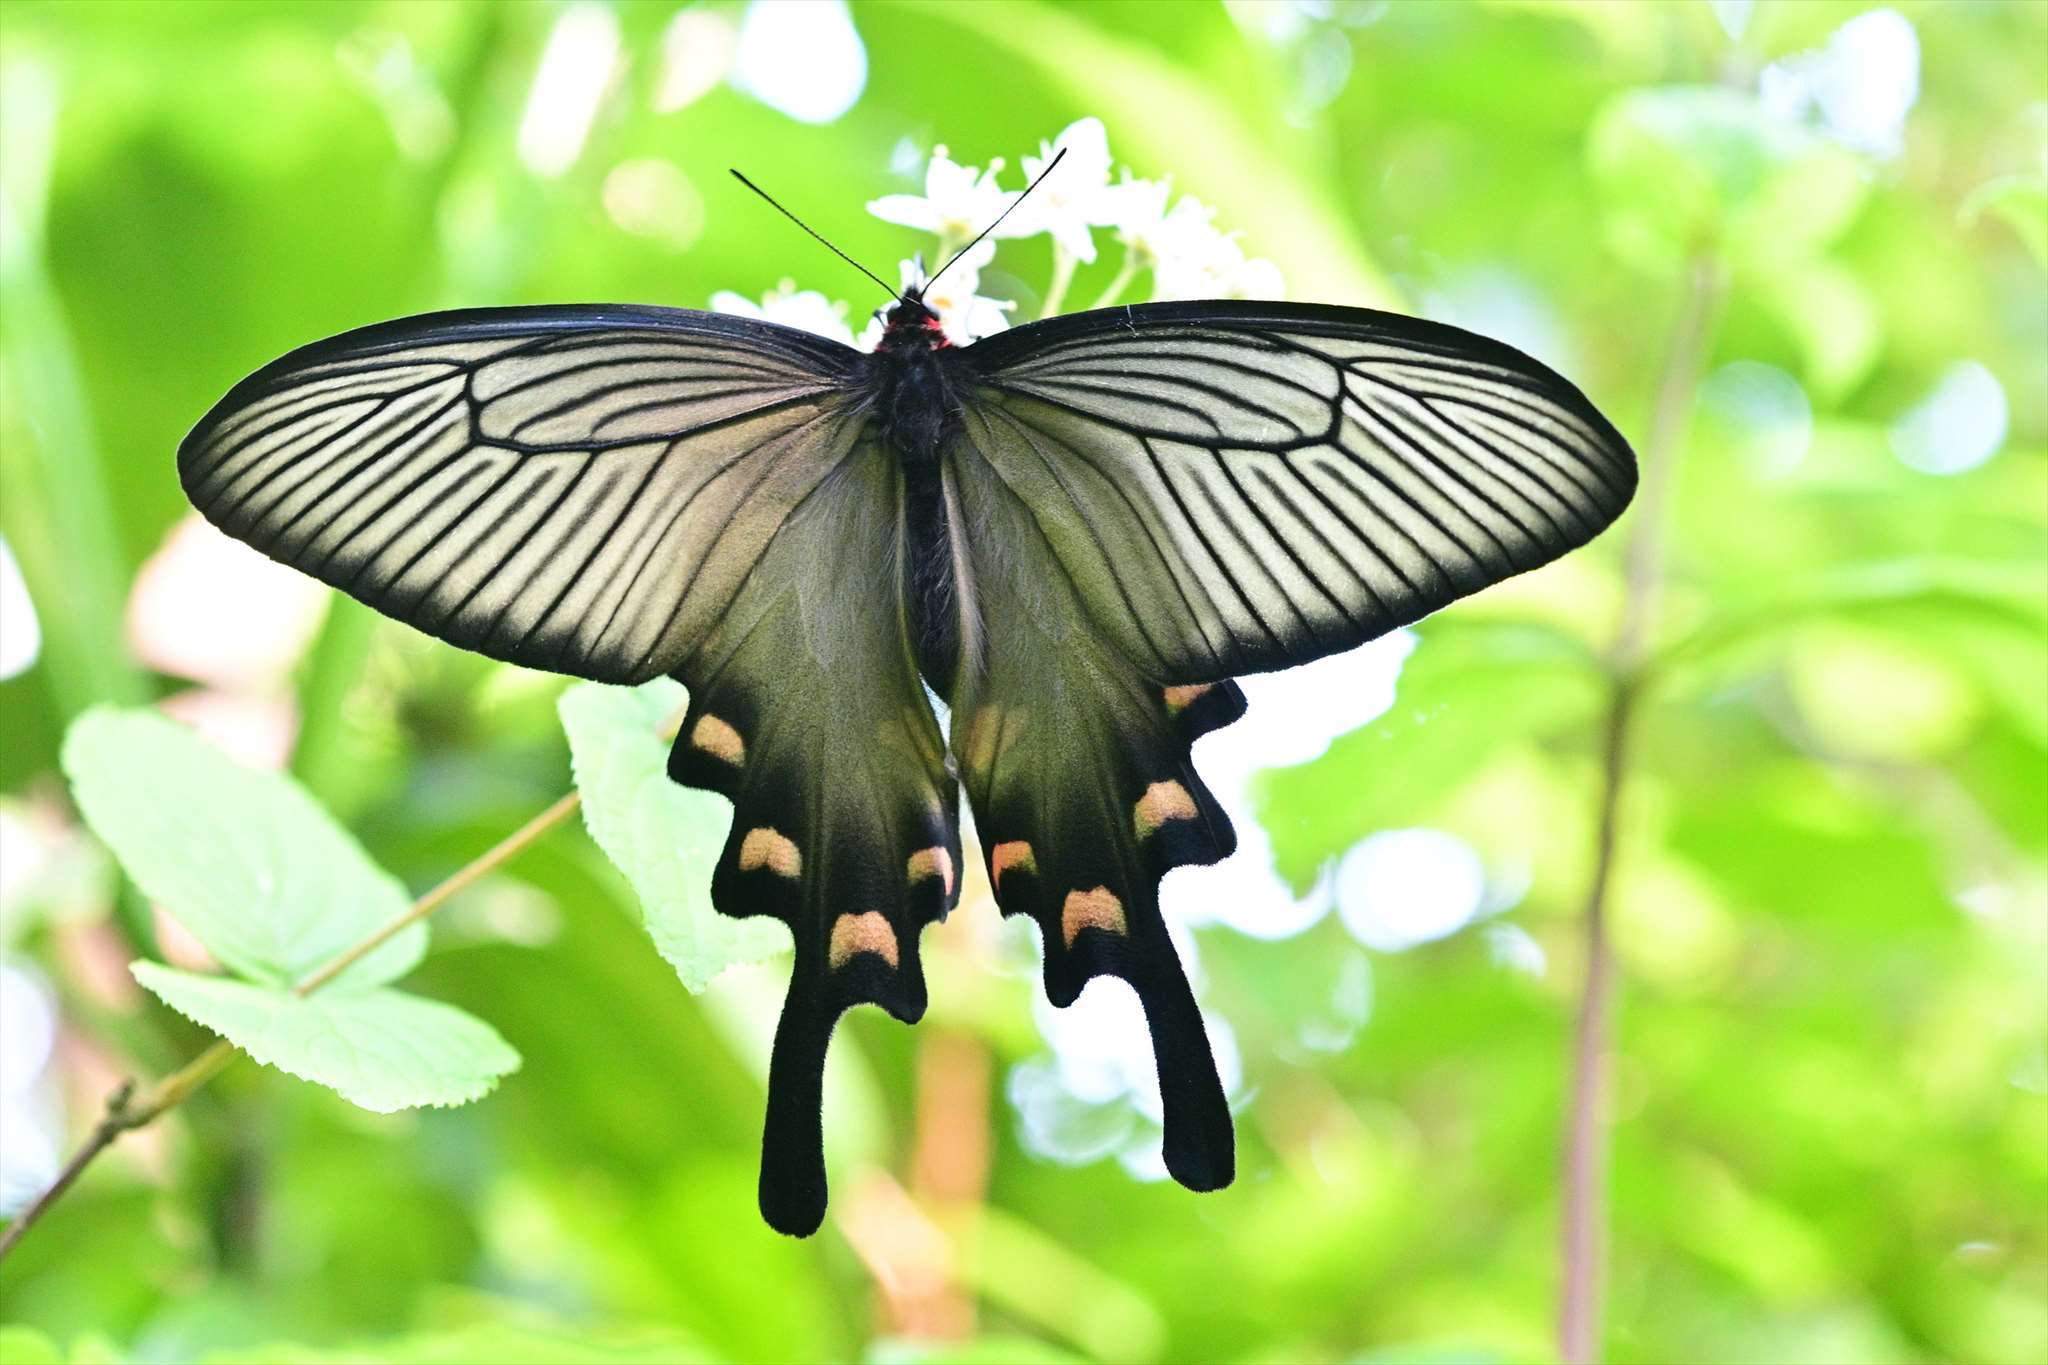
<box><xmin>1</xmin><ymin>2</ymin><xmax>2043</xmax><ymax>1363</ymax></box>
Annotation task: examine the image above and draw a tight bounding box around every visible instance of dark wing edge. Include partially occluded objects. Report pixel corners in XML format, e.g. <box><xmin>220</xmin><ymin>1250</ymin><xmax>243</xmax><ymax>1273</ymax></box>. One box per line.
<box><xmin>178</xmin><ymin>305</ymin><xmax>865</xmax><ymax>684</ymax></box>
<box><xmin>960</xmin><ymin>299</ymin><xmax>1638</xmax><ymax>682</ymax></box>
<box><xmin>182</xmin><ymin>303</ymin><xmax>861</xmax><ymax>451</ymax></box>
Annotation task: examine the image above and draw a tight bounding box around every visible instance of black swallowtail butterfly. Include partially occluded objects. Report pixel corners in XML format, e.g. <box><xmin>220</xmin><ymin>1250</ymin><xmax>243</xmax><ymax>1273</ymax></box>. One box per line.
<box><xmin>179</xmin><ymin>163</ymin><xmax>1635</xmax><ymax>1236</ymax></box>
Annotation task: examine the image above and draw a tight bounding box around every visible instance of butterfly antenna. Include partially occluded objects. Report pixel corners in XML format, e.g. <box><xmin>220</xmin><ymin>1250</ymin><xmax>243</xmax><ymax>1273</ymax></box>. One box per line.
<box><xmin>730</xmin><ymin>169</ymin><xmax>898</xmax><ymax>299</ymax></box>
<box><xmin>920</xmin><ymin>145</ymin><xmax>1067</xmax><ymax>300</ymax></box>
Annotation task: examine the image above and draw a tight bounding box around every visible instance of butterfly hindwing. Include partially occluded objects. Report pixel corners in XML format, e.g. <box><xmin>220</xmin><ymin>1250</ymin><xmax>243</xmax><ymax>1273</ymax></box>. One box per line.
<box><xmin>179</xmin><ymin>306</ymin><xmax>864</xmax><ymax>682</ymax></box>
<box><xmin>667</xmin><ymin>433</ymin><xmax>960</xmax><ymax>1236</ymax></box>
<box><xmin>943</xmin><ymin>433</ymin><xmax>1246</xmax><ymax>1191</ymax></box>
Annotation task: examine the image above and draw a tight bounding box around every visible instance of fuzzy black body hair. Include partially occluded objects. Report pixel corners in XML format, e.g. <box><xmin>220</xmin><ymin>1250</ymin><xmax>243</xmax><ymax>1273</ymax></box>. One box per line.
<box><xmin>868</xmin><ymin>298</ymin><xmax>973</xmax><ymax>694</ymax></box>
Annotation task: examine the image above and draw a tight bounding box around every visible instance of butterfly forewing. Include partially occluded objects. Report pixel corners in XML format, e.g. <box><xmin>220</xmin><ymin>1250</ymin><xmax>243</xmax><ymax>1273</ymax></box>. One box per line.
<box><xmin>962</xmin><ymin>301</ymin><xmax>1637</xmax><ymax>681</ymax></box>
<box><xmin>178</xmin><ymin>306</ymin><xmax>862</xmax><ymax>683</ymax></box>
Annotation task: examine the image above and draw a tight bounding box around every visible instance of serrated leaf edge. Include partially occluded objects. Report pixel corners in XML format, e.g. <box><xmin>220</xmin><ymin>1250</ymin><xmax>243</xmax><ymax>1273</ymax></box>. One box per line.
<box><xmin>130</xmin><ymin>962</ymin><xmax>519</xmax><ymax>1113</ymax></box>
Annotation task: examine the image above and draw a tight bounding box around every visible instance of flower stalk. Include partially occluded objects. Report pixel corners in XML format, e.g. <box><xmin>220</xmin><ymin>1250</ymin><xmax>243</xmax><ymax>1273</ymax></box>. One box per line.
<box><xmin>1088</xmin><ymin>254</ymin><xmax>1141</xmax><ymax>311</ymax></box>
<box><xmin>1039</xmin><ymin>243</ymin><xmax>1078</xmax><ymax>319</ymax></box>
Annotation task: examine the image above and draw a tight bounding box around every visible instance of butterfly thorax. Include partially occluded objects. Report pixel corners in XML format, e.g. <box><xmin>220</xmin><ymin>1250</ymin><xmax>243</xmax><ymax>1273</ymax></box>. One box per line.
<box><xmin>874</xmin><ymin>295</ymin><xmax>950</xmax><ymax>352</ymax></box>
<box><xmin>867</xmin><ymin>297</ymin><xmax>970</xmax><ymax>693</ymax></box>
<box><xmin>869</xmin><ymin>298</ymin><xmax>957</xmax><ymax>445</ymax></box>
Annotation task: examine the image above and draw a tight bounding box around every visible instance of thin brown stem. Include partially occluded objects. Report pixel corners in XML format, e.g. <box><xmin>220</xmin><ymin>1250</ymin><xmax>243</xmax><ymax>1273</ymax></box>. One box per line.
<box><xmin>0</xmin><ymin>1037</ymin><xmax>236</xmax><ymax>1262</ymax></box>
<box><xmin>1559</xmin><ymin>256</ymin><xmax>1722</xmax><ymax>1365</ymax></box>
<box><xmin>0</xmin><ymin>1088</ymin><xmax>128</xmax><ymax>1264</ymax></box>
<box><xmin>293</xmin><ymin>792</ymin><xmax>581</xmax><ymax>996</ymax></box>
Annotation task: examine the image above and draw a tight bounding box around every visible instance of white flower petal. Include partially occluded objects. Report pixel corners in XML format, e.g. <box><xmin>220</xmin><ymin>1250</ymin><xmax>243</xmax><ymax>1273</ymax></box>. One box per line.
<box><xmin>0</xmin><ymin>536</ymin><xmax>39</xmax><ymax>681</ymax></box>
<box><xmin>871</xmin><ymin>147</ymin><xmax>1016</xmax><ymax>244</ymax></box>
<box><xmin>1003</xmin><ymin>116</ymin><xmax>1123</xmax><ymax>259</ymax></box>
<box><xmin>1220</xmin><ymin>256</ymin><xmax>1285</xmax><ymax>300</ymax></box>
<box><xmin>1049</xmin><ymin>215</ymin><xmax>1099</xmax><ymax>265</ymax></box>
<box><xmin>1025</xmin><ymin>117</ymin><xmax>1111</xmax><ymax>186</ymax></box>
<box><xmin>1103</xmin><ymin>176</ymin><xmax>1172</xmax><ymax>237</ymax></box>
<box><xmin>865</xmin><ymin>193</ymin><xmax>944</xmax><ymax>233</ymax></box>
<box><xmin>707</xmin><ymin>290</ymin><xmax>764</xmax><ymax>318</ymax></box>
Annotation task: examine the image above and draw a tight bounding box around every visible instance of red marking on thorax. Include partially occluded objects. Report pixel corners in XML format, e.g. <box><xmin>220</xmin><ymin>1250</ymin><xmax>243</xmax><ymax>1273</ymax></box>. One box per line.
<box><xmin>875</xmin><ymin>301</ymin><xmax>951</xmax><ymax>352</ymax></box>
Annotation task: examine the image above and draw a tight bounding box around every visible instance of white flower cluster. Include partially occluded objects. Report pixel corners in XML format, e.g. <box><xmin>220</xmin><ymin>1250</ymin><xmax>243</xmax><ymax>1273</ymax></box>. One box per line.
<box><xmin>713</xmin><ymin>117</ymin><xmax>1282</xmax><ymax>350</ymax></box>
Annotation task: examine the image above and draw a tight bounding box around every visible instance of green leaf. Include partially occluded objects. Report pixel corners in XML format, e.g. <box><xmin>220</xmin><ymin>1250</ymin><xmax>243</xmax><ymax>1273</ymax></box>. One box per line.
<box><xmin>131</xmin><ymin>962</ymin><xmax>517</xmax><ymax>1112</ymax></box>
<box><xmin>1257</xmin><ymin>623</ymin><xmax>1607</xmax><ymax>888</ymax></box>
<box><xmin>1757</xmin><ymin>259</ymin><xmax>1883</xmax><ymax>402</ymax></box>
<box><xmin>952</xmin><ymin>1204</ymin><xmax>1168</xmax><ymax>1364</ymax></box>
<box><xmin>558</xmin><ymin>679</ymin><xmax>786</xmax><ymax>991</ymax></box>
<box><xmin>1960</xmin><ymin>173</ymin><xmax>2048</xmax><ymax>265</ymax></box>
<box><xmin>1351</xmin><ymin>1347</ymin><xmax>1507</xmax><ymax>1365</ymax></box>
<box><xmin>63</xmin><ymin>707</ymin><xmax>420</xmax><ymax>991</ymax></box>
<box><xmin>199</xmin><ymin>1323</ymin><xmax>715</xmax><ymax>1364</ymax></box>
<box><xmin>868</xmin><ymin>1337</ymin><xmax>1086</xmax><ymax>1365</ymax></box>
<box><xmin>0</xmin><ymin>1327</ymin><xmax>64</xmax><ymax>1365</ymax></box>
<box><xmin>1668</xmin><ymin>557</ymin><xmax>2048</xmax><ymax>744</ymax></box>
<box><xmin>1588</xmin><ymin>86</ymin><xmax>1867</xmax><ymax>275</ymax></box>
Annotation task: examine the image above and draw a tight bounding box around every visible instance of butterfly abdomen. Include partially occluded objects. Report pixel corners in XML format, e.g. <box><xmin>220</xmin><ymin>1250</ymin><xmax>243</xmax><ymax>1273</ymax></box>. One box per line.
<box><xmin>870</xmin><ymin>343</ymin><xmax>979</xmax><ymax>693</ymax></box>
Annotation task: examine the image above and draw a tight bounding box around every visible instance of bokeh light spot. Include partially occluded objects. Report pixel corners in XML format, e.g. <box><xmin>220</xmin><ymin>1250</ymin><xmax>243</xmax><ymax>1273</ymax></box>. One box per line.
<box><xmin>731</xmin><ymin>0</ymin><xmax>866</xmax><ymax>125</ymax></box>
<box><xmin>1336</xmin><ymin>828</ymin><xmax>1487</xmax><ymax>953</ymax></box>
<box><xmin>1890</xmin><ymin>360</ymin><xmax>2007</xmax><ymax>475</ymax></box>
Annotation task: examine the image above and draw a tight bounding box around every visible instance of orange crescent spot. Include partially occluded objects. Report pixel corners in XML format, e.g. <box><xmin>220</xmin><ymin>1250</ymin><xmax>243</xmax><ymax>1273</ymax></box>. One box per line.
<box><xmin>1134</xmin><ymin>780</ymin><xmax>1199</xmax><ymax>838</ymax></box>
<box><xmin>1163</xmin><ymin>683</ymin><xmax>1214</xmax><ymax>715</ymax></box>
<box><xmin>907</xmin><ymin>845</ymin><xmax>955</xmax><ymax>896</ymax></box>
<box><xmin>990</xmin><ymin>840</ymin><xmax>1036</xmax><ymax>891</ymax></box>
<box><xmin>829</xmin><ymin>911</ymin><xmax>900</xmax><ymax>969</ymax></box>
<box><xmin>689</xmin><ymin>714</ymin><xmax>745</xmax><ymax>765</ymax></box>
<box><xmin>737</xmin><ymin>827</ymin><xmax>801</xmax><ymax>879</ymax></box>
<box><xmin>1061</xmin><ymin>887</ymin><xmax>1126</xmax><ymax>945</ymax></box>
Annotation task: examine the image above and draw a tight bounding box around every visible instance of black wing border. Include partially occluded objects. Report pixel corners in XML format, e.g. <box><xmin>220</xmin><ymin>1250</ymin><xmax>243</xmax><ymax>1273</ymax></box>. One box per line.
<box><xmin>179</xmin><ymin>303</ymin><xmax>865</xmax><ymax>456</ymax></box>
<box><xmin>961</xmin><ymin>298</ymin><xmax>1634</xmax><ymax>465</ymax></box>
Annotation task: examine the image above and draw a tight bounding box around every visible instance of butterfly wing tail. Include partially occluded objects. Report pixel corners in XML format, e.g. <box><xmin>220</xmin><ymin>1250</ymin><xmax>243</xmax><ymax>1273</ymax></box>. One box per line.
<box><xmin>963</xmin><ymin>672</ymin><xmax>1244</xmax><ymax>1191</ymax></box>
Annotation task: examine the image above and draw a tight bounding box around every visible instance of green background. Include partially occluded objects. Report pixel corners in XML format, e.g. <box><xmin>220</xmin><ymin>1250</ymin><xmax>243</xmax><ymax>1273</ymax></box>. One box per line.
<box><xmin>1</xmin><ymin>2</ymin><xmax>2043</xmax><ymax>1362</ymax></box>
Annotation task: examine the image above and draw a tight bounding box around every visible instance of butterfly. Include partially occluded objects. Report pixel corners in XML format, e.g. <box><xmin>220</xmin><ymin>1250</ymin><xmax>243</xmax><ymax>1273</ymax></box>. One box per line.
<box><xmin>177</xmin><ymin>161</ymin><xmax>1635</xmax><ymax>1237</ymax></box>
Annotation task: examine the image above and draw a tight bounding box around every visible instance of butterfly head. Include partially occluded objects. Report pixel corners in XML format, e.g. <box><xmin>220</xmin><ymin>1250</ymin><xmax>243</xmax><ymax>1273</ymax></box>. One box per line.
<box><xmin>876</xmin><ymin>294</ymin><xmax>949</xmax><ymax>353</ymax></box>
